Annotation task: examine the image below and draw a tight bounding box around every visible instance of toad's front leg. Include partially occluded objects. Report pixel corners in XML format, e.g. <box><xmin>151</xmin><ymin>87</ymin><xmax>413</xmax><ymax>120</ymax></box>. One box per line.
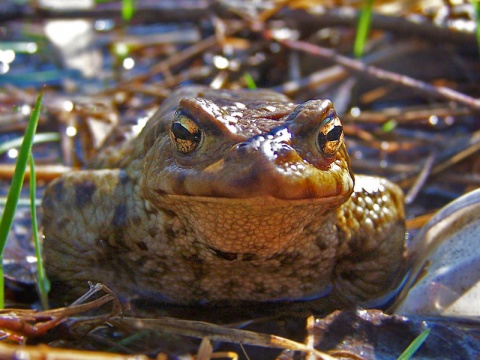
<box><xmin>332</xmin><ymin>175</ymin><xmax>407</xmax><ymax>306</ymax></box>
<box><xmin>42</xmin><ymin>168</ymin><xmax>148</xmax><ymax>302</ymax></box>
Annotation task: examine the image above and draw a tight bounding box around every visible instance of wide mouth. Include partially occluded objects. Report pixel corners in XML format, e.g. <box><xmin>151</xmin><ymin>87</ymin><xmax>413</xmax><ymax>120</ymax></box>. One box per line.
<box><xmin>156</xmin><ymin>192</ymin><xmax>349</xmax><ymax>207</ymax></box>
<box><xmin>149</xmin><ymin>192</ymin><xmax>348</xmax><ymax>256</ymax></box>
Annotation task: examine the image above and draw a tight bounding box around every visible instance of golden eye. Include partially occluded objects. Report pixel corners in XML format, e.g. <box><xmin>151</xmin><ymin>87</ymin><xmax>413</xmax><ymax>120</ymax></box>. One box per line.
<box><xmin>169</xmin><ymin>112</ymin><xmax>202</xmax><ymax>153</ymax></box>
<box><xmin>317</xmin><ymin>112</ymin><xmax>344</xmax><ymax>157</ymax></box>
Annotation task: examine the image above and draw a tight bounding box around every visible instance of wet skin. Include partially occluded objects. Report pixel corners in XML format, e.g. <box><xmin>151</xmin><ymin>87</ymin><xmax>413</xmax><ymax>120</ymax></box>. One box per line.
<box><xmin>42</xmin><ymin>86</ymin><xmax>406</xmax><ymax>306</ymax></box>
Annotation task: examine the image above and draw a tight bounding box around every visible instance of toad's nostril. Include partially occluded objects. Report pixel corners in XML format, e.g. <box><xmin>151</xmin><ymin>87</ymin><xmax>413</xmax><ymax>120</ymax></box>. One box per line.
<box><xmin>272</xmin><ymin>143</ymin><xmax>293</xmax><ymax>156</ymax></box>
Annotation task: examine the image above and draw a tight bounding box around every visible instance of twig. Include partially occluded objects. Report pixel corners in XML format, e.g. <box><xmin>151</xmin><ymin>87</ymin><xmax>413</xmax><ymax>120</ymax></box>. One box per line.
<box><xmin>430</xmin><ymin>131</ymin><xmax>480</xmax><ymax>176</ymax></box>
<box><xmin>282</xmin><ymin>7</ymin><xmax>476</xmax><ymax>47</ymax></box>
<box><xmin>271</xmin><ymin>36</ymin><xmax>480</xmax><ymax>110</ymax></box>
<box><xmin>0</xmin><ymin>0</ymin><xmax>212</xmax><ymax>23</ymax></box>
<box><xmin>342</xmin><ymin>105</ymin><xmax>471</xmax><ymax>124</ymax></box>
<box><xmin>406</xmin><ymin>212</ymin><xmax>434</xmax><ymax>230</ymax></box>
<box><xmin>271</xmin><ymin>41</ymin><xmax>423</xmax><ymax>96</ymax></box>
<box><xmin>397</xmin><ymin>129</ymin><xmax>480</xmax><ymax>186</ymax></box>
<box><xmin>122</xmin><ymin>21</ymin><xmax>243</xmax><ymax>86</ymax></box>
<box><xmin>114</xmin><ymin>316</ymin><xmax>338</xmax><ymax>360</ymax></box>
<box><xmin>405</xmin><ymin>151</ymin><xmax>437</xmax><ymax>204</ymax></box>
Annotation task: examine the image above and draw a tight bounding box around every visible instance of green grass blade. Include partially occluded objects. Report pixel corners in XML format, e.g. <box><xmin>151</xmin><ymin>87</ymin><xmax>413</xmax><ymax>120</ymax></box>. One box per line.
<box><xmin>382</xmin><ymin>119</ymin><xmax>398</xmax><ymax>132</ymax></box>
<box><xmin>0</xmin><ymin>133</ymin><xmax>60</xmax><ymax>156</ymax></box>
<box><xmin>398</xmin><ymin>328</ymin><xmax>431</xmax><ymax>360</ymax></box>
<box><xmin>29</xmin><ymin>155</ymin><xmax>50</xmax><ymax>310</ymax></box>
<box><xmin>122</xmin><ymin>0</ymin><xmax>136</xmax><ymax>21</ymax></box>
<box><xmin>243</xmin><ymin>72</ymin><xmax>257</xmax><ymax>90</ymax></box>
<box><xmin>474</xmin><ymin>0</ymin><xmax>480</xmax><ymax>57</ymax></box>
<box><xmin>0</xmin><ymin>91</ymin><xmax>43</xmax><ymax>309</ymax></box>
<box><xmin>354</xmin><ymin>0</ymin><xmax>374</xmax><ymax>58</ymax></box>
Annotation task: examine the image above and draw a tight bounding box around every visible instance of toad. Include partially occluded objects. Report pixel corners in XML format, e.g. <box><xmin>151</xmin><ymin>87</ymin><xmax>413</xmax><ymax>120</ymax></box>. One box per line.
<box><xmin>42</xmin><ymin>86</ymin><xmax>406</xmax><ymax>307</ymax></box>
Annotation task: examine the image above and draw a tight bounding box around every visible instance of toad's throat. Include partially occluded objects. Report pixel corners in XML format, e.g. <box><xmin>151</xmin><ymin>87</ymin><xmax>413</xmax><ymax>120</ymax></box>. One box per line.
<box><xmin>154</xmin><ymin>195</ymin><xmax>344</xmax><ymax>256</ymax></box>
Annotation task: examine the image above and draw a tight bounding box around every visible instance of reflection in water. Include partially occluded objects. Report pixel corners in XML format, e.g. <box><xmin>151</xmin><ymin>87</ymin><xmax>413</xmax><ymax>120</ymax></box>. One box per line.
<box><xmin>44</xmin><ymin>20</ymin><xmax>102</xmax><ymax>78</ymax></box>
<box><xmin>0</xmin><ymin>50</ymin><xmax>15</xmax><ymax>74</ymax></box>
<box><xmin>42</xmin><ymin>0</ymin><xmax>101</xmax><ymax>78</ymax></box>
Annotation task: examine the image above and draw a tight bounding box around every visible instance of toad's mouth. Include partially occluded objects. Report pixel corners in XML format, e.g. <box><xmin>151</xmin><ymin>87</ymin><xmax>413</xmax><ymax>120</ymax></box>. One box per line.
<box><xmin>146</xmin><ymin>194</ymin><xmax>348</xmax><ymax>256</ymax></box>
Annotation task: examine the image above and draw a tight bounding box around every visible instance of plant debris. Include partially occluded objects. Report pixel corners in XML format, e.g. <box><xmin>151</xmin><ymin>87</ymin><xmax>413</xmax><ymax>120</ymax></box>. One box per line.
<box><xmin>0</xmin><ymin>0</ymin><xmax>479</xmax><ymax>359</ymax></box>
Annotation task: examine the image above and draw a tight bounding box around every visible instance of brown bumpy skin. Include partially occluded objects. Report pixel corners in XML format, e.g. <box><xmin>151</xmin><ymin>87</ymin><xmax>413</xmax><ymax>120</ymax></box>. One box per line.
<box><xmin>42</xmin><ymin>86</ymin><xmax>406</xmax><ymax>306</ymax></box>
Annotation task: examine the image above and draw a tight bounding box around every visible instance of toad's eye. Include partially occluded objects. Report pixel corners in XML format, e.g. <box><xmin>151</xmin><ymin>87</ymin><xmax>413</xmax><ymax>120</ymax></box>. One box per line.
<box><xmin>169</xmin><ymin>112</ymin><xmax>202</xmax><ymax>154</ymax></box>
<box><xmin>317</xmin><ymin>112</ymin><xmax>344</xmax><ymax>157</ymax></box>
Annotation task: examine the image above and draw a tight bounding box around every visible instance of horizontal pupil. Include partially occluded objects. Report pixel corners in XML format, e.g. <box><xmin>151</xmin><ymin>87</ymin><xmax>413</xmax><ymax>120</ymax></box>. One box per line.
<box><xmin>171</xmin><ymin>122</ymin><xmax>201</xmax><ymax>142</ymax></box>
<box><xmin>327</xmin><ymin>125</ymin><xmax>343</xmax><ymax>141</ymax></box>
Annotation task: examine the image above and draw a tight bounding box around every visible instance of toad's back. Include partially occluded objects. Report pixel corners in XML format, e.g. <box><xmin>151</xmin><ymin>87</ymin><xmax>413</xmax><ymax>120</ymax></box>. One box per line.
<box><xmin>42</xmin><ymin>86</ymin><xmax>406</xmax><ymax>306</ymax></box>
